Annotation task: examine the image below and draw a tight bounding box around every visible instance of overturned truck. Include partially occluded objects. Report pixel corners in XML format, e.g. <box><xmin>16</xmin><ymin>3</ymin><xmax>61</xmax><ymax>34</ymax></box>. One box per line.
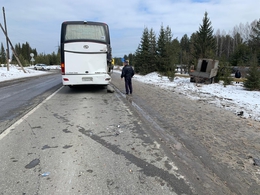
<box><xmin>190</xmin><ymin>58</ymin><xmax>219</xmax><ymax>84</ymax></box>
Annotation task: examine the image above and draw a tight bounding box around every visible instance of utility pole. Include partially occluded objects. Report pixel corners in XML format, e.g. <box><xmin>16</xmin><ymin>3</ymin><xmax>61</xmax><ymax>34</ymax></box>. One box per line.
<box><xmin>0</xmin><ymin>23</ymin><xmax>26</xmax><ymax>73</ymax></box>
<box><xmin>2</xmin><ymin>7</ymin><xmax>10</xmax><ymax>71</ymax></box>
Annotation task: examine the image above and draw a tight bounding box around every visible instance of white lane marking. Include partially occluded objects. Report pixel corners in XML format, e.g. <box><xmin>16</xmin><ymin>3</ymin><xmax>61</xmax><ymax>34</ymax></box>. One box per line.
<box><xmin>0</xmin><ymin>86</ymin><xmax>64</xmax><ymax>140</ymax></box>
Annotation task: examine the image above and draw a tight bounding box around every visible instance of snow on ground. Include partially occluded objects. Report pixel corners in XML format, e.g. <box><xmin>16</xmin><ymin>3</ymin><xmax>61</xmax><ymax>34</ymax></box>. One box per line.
<box><xmin>0</xmin><ymin>64</ymin><xmax>60</xmax><ymax>82</ymax></box>
<box><xmin>114</xmin><ymin>68</ymin><xmax>260</xmax><ymax>122</ymax></box>
<box><xmin>1</xmin><ymin>64</ymin><xmax>259</xmax><ymax>122</ymax></box>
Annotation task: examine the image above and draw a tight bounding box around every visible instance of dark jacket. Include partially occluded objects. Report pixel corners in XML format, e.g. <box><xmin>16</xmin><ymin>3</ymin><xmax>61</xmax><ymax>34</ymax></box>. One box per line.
<box><xmin>235</xmin><ymin>70</ymin><xmax>241</xmax><ymax>78</ymax></box>
<box><xmin>121</xmin><ymin>65</ymin><xmax>134</xmax><ymax>79</ymax></box>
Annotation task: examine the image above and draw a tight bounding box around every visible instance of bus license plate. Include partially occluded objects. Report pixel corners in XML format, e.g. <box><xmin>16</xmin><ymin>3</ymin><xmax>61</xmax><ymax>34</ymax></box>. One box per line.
<box><xmin>82</xmin><ymin>77</ymin><xmax>93</xmax><ymax>81</ymax></box>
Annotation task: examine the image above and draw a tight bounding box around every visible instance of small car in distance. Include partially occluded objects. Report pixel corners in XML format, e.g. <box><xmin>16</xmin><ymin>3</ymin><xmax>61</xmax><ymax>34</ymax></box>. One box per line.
<box><xmin>34</xmin><ymin>64</ymin><xmax>50</xmax><ymax>71</ymax></box>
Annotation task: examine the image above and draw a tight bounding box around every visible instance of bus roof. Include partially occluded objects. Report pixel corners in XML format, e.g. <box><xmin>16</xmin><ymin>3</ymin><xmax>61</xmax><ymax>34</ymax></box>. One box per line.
<box><xmin>62</xmin><ymin>21</ymin><xmax>107</xmax><ymax>26</ymax></box>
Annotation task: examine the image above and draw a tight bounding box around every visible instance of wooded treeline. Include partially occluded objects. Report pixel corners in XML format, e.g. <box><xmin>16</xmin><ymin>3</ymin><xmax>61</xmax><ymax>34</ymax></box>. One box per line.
<box><xmin>114</xmin><ymin>12</ymin><xmax>260</xmax><ymax>75</ymax></box>
<box><xmin>0</xmin><ymin>41</ymin><xmax>60</xmax><ymax>65</ymax></box>
<box><xmin>114</xmin><ymin>12</ymin><xmax>260</xmax><ymax>90</ymax></box>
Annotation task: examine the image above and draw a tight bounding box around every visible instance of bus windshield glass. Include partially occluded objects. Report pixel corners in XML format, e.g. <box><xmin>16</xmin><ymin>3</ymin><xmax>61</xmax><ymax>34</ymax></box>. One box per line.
<box><xmin>65</xmin><ymin>24</ymin><xmax>107</xmax><ymax>42</ymax></box>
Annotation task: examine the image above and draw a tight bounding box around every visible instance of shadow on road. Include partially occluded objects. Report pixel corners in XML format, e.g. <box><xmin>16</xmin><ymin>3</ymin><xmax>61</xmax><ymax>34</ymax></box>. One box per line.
<box><xmin>60</xmin><ymin>85</ymin><xmax>108</xmax><ymax>94</ymax></box>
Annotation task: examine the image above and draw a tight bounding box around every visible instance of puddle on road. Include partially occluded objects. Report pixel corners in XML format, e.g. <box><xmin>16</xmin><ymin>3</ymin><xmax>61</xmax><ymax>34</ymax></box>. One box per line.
<box><xmin>25</xmin><ymin>159</ymin><xmax>40</xmax><ymax>169</ymax></box>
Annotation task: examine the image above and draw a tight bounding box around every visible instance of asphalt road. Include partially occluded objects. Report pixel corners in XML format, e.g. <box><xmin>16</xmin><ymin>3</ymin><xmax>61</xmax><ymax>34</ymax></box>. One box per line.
<box><xmin>0</xmin><ymin>71</ymin><xmax>62</xmax><ymax>134</ymax></box>
<box><xmin>0</xmin><ymin>75</ymin><xmax>192</xmax><ymax>195</ymax></box>
<box><xmin>1</xmin><ymin>70</ymin><xmax>259</xmax><ymax>195</ymax></box>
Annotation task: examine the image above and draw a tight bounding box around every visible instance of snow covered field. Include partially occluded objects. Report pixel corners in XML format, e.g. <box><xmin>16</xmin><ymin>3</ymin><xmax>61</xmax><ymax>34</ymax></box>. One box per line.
<box><xmin>0</xmin><ymin>64</ymin><xmax>60</xmax><ymax>81</ymax></box>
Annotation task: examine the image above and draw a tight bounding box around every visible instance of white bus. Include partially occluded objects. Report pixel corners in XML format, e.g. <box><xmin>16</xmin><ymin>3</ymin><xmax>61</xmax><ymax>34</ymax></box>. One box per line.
<box><xmin>60</xmin><ymin>21</ymin><xmax>112</xmax><ymax>87</ymax></box>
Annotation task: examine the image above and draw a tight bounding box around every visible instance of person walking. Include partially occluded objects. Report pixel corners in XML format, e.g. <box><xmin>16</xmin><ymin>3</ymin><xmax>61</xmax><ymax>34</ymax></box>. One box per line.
<box><xmin>235</xmin><ymin>69</ymin><xmax>241</xmax><ymax>83</ymax></box>
<box><xmin>121</xmin><ymin>60</ymin><xmax>134</xmax><ymax>95</ymax></box>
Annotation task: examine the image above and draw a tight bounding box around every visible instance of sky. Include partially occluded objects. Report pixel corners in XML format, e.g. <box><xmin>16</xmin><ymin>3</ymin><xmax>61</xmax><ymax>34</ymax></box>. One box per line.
<box><xmin>0</xmin><ymin>0</ymin><xmax>260</xmax><ymax>58</ymax></box>
<box><xmin>1</xmin><ymin>64</ymin><xmax>259</xmax><ymax>122</ymax></box>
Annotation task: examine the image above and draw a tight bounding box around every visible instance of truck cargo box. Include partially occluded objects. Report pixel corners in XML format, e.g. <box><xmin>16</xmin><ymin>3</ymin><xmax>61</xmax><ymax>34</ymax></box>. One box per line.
<box><xmin>190</xmin><ymin>58</ymin><xmax>219</xmax><ymax>83</ymax></box>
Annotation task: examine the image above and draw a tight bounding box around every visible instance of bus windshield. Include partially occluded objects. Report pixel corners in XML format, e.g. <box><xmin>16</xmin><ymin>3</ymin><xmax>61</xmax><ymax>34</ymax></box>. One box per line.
<box><xmin>65</xmin><ymin>24</ymin><xmax>107</xmax><ymax>42</ymax></box>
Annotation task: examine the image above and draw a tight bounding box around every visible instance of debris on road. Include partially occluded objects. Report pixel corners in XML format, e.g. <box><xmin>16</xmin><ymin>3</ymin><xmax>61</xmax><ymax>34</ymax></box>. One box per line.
<box><xmin>107</xmin><ymin>85</ymin><xmax>115</xmax><ymax>93</ymax></box>
<box><xmin>41</xmin><ymin>172</ymin><xmax>50</xmax><ymax>177</ymax></box>
<box><xmin>253</xmin><ymin>158</ymin><xmax>260</xmax><ymax>166</ymax></box>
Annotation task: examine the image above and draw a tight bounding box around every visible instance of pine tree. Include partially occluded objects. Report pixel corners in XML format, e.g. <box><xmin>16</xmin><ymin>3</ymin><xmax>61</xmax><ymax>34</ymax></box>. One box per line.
<box><xmin>219</xmin><ymin>61</ymin><xmax>232</xmax><ymax>86</ymax></box>
<box><xmin>180</xmin><ymin>34</ymin><xmax>191</xmax><ymax>65</ymax></box>
<box><xmin>165</xmin><ymin>26</ymin><xmax>174</xmax><ymax>63</ymax></box>
<box><xmin>0</xmin><ymin>43</ymin><xmax>6</xmax><ymax>64</ymax></box>
<box><xmin>249</xmin><ymin>19</ymin><xmax>260</xmax><ymax>64</ymax></box>
<box><xmin>193</xmin><ymin>12</ymin><xmax>215</xmax><ymax>59</ymax></box>
<box><xmin>156</xmin><ymin>25</ymin><xmax>168</xmax><ymax>73</ymax></box>
<box><xmin>21</xmin><ymin>42</ymin><xmax>30</xmax><ymax>61</ymax></box>
<box><xmin>189</xmin><ymin>33</ymin><xmax>198</xmax><ymax>65</ymax></box>
<box><xmin>180</xmin><ymin>34</ymin><xmax>192</xmax><ymax>72</ymax></box>
<box><xmin>128</xmin><ymin>53</ymin><xmax>134</xmax><ymax>67</ymax></box>
<box><xmin>167</xmin><ymin>39</ymin><xmax>179</xmax><ymax>81</ymax></box>
<box><xmin>244</xmin><ymin>56</ymin><xmax>260</xmax><ymax>90</ymax></box>
<box><xmin>134</xmin><ymin>27</ymin><xmax>150</xmax><ymax>74</ymax></box>
<box><xmin>230</xmin><ymin>43</ymin><xmax>251</xmax><ymax>68</ymax></box>
<box><xmin>148</xmin><ymin>28</ymin><xmax>157</xmax><ymax>72</ymax></box>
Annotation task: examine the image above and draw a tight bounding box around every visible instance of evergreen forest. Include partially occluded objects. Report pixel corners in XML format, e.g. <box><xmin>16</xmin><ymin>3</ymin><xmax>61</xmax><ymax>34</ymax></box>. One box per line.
<box><xmin>115</xmin><ymin>12</ymin><xmax>260</xmax><ymax>90</ymax></box>
<box><xmin>0</xmin><ymin>41</ymin><xmax>60</xmax><ymax>66</ymax></box>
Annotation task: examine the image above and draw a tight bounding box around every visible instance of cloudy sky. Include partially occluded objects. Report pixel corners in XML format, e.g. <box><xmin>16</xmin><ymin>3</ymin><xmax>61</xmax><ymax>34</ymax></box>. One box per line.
<box><xmin>0</xmin><ymin>0</ymin><xmax>259</xmax><ymax>58</ymax></box>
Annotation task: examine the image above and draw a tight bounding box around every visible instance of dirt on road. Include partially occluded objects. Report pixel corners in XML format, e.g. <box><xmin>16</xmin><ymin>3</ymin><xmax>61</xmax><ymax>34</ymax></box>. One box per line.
<box><xmin>111</xmin><ymin>72</ymin><xmax>260</xmax><ymax>195</ymax></box>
